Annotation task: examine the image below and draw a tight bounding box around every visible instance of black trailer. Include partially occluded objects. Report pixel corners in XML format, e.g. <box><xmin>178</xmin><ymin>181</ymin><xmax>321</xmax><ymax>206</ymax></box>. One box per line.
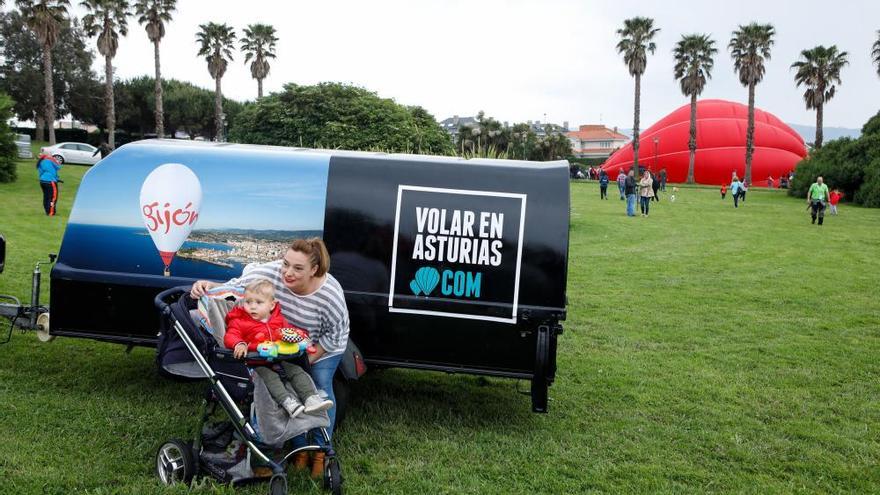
<box><xmin>43</xmin><ymin>140</ymin><xmax>569</xmax><ymax>411</ymax></box>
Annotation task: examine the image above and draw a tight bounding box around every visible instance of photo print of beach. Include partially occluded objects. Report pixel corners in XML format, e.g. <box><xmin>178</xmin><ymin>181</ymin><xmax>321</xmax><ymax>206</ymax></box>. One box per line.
<box><xmin>59</xmin><ymin>146</ymin><xmax>330</xmax><ymax>280</ymax></box>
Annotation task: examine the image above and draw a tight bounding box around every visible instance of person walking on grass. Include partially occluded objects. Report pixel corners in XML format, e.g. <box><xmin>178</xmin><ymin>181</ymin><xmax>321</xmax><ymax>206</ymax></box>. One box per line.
<box><xmin>739</xmin><ymin>180</ymin><xmax>748</xmax><ymax>203</ymax></box>
<box><xmin>617</xmin><ymin>168</ymin><xmax>627</xmax><ymax>200</ymax></box>
<box><xmin>599</xmin><ymin>170</ymin><xmax>609</xmax><ymax>200</ymax></box>
<box><xmin>36</xmin><ymin>154</ymin><xmax>62</xmax><ymax>216</ymax></box>
<box><xmin>651</xmin><ymin>172</ymin><xmax>660</xmax><ymax>202</ymax></box>
<box><xmin>659</xmin><ymin>169</ymin><xmax>667</xmax><ymax>191</ymax></box>
<box><xmin>720</xmin><ymin>182</ymin><xmax>727</xmax><ymax>200</ymax></box>
<box><xmin>730</xmin><ymin>177</ymin><xmax>743</xmax><ymax>208</ymax></box>
<box><xmin>829</xmin><ymin>188</ymin><xmax>842</xmax><ymax>215</ymax></box>
<box><xmin>624</xmin><ymin>169</ymin><xmax>637</xmax><ymax>216</ymax></box>
<box><xmin>807</xmin><ymin>176</ymin><xmax>830</xmax><ymax>225</ymax></box>
<box><xmin>638</xmin><ymin>170</ymin><xmax>654</xmax><ymax>216</ymax></box>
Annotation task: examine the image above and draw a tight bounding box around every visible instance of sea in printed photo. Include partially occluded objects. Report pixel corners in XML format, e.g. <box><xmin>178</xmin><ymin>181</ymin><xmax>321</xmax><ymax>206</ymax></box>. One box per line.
<box><xmin>59</xmin><ymin>224</ymin><xmax>322</xmax><ymax>280</ymax></box>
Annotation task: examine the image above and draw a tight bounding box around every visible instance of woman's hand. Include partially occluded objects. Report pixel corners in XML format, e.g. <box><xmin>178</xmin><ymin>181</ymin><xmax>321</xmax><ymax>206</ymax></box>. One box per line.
<box><xmin>190</xmin><ymin>280</ymin><xmax>219</xmax><ymax>299</ymax></box>
<box><xmin>308</xmin><ymin>342</ymin><xmax>326</xmax><ymax>364</ymax></box>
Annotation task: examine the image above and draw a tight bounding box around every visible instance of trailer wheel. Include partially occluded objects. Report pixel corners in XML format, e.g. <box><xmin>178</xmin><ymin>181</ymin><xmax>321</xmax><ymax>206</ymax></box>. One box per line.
<box><xmin>156</xmin><ymin>439</ymin><xmax>196</xmax><ymax>485</ymax></box>
<box><xmin>323</xmin><ymin>456</ymin><xmax>343</xmax><ymax>494</ymax></box>
<box><xmin>36</xmin><ymin>312</ymin><xmax>54</xmax><ymax>342</ymax></box>
<box><xmin>268</xmin><ymin>473</ymin><xmax>287</xmax><ymax>495</ymax></box>
<box><xmin>531</xmin><ymin>326</ymin><xmax>550</xmax><ymax>413</ymax></box>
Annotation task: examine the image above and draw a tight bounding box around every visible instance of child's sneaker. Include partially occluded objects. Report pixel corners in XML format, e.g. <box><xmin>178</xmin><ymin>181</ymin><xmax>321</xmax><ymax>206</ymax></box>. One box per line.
<box><xmin>303</xmin><ymin>394</ymin><xmax>333</xmax><ymax>413</ymax></box>
<box><xmin>281</xmin><ymin>397</ymin><xmax>305</xmax><ymax>418</ymax></box>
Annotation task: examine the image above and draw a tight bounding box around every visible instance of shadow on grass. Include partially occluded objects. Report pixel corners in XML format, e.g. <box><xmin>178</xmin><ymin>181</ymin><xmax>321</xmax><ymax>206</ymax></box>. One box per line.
<box><xmin>344</xmin><ymin>368</ymin><xmax>536</xmax><ymax>434</ymax></box>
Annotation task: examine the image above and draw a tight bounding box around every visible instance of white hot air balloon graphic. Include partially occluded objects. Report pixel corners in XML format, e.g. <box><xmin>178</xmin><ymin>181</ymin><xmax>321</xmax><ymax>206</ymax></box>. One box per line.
<box><xmin>139</xmin><ymin>163</ymin><xmax>203</xmax><ymax>276</ymax></box>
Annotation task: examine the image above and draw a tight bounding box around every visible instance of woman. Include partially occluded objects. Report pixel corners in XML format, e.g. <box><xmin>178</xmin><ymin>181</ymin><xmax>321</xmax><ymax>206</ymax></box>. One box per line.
<box><xmin>598</xmin><ymin>170</ymin><xmax>609</xmax><ymax>199</ymax></box>
<box><xmin>651</xmin><ymin>172</ymin><xmax>660</xmax><ymax>202</ymax></box>
<box><xmin>36</xmin><ymin>154</ymin><xmax>61</xmax><ymax>216</ymax></box>
<box><xmin>191</xmin><ymin>237</ymin><xmax>349</xmax><ymax>477</ymax></box>
<box><xmin>638</xmin><ymin>170</ymin><xmax>654</xmax><ymax>216</ymax></box>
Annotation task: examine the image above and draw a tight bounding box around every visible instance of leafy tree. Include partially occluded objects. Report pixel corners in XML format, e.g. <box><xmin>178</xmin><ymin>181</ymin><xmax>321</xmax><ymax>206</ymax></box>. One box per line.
<box><xmin>616</xmin><ymin>17</ymin><xmax>659</xmax><ymax>175</ymax></box>
<box><xmin>407</xmin><ymin>105</ymin><xmax>455</xmax><ymax>155</ymax></box>
<box><xmin>163</xmin><ymin>79</ymin><xmax>214</xmax><ymax>137</ymax></box>
<box><xmin>873</xmin><ymin>30</ymin><xmax>880</xmax><ymax>78</ymax></box>
<box><xmin>789</xmin><ymin>111</ymin><xmax>880</xmax><ymax>207</ymax></box>
<box><xmin>454</xmin><ymin>113</ymin><xmax>570</xmax><ymax>161</ymax></box>
<box><xmin>106</xmin><ymin>76</ymin><xmax>241</xmax><ymax>139</ymax></box>
<box><xmin>114</xmin><ymin>75</ymin><xmax>153</xmax><ymax>133</ymax></box>
<box><xmin>81</xmin><ymin>0</ymin><xmax>131</xmax><ymax>149</ymax></box>
<box><xmin>673</xmin><ymin>34</ymin><xmax>717</xmax><ymax>184</ymax></box>
<box><xmin>15</xmin><ymin>0</ymin><xmax>70</xmax><ymax>145</ymax></box>
<box><xmin>196</xmin><ymin>22</ymin><xmax>236</xmax><ymax>141</ymax></box>
<box><xmin>2</xmin><ymin>11</ymin><xmax>101</xmax><ymax>132</ymax></box>
<box><xmin>240</xmin><ymin>23</ymin><xmax>277</xmax><ymax>99</ymax></box>
<box><xmin>863</xmin><ymin>108</ymin><xmax>880</xmax><ymax>137</ymax></box>
<box><xmin>0</xmin><ymin>93</ymin><xmax>17</xmax><ymax>183</ymax></box>
<box><xmin>64</xmin><ymin>66</ymin><xmax>104</xmax><ymax>128</ymax></box>
<box><xmin>456</xmin><ymin>111</ymin><xmax>509</xmax><ymax>157</ymax></box>
<box><xmin>729</xmin><ymin>22</ymin><xmax>774</xmax><ymax>184</ymax></box>
<box><xmin>229</xmin><ymin>82</ymin><xmax>452</xmax><ymax>154</ymax></box>
<box><xmin>135</xmin><ymin>0</ymin><xmax>175</xmax><ymax>137</ymax></box>
<box><xmin>791</xmin><ymin>45</ymin><xmax>848</xmax><ymax>149</ymax></box>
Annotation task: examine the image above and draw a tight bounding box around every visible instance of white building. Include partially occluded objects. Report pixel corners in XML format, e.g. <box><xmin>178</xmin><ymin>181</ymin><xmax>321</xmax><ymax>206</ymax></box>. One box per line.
<box><xmin>566</xmin><ymin>125</ymin><xmax>629</xmax><ymax>159</ymax></box>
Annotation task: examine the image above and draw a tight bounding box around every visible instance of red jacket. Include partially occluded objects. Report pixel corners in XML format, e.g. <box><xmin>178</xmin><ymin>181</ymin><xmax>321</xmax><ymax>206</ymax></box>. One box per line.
<box><xmin>224</xmin><ymin>304</ymin><xmax>289</xmax><ymax>351</ymax></box>
<box><xmin>829</xmin><ymin>191</ymin><xmax>841</xmax><ymax>205</ymax></box>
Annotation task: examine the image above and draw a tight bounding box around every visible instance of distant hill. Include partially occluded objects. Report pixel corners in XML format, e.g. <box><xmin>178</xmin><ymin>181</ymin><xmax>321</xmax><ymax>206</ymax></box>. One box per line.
<box><xmin>785</xmin><ymin>124</ymin><xmax>861</xmax><ymax>144</ymax></box>
<box><xmin>617</xmin><ymin>124</ymin><xmax>861</xmax><ymax>145</ymax></box>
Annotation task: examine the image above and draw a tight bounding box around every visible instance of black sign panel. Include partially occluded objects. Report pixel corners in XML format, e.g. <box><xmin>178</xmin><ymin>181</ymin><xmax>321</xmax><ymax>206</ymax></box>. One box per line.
<box><xmin>388</xmin><ymin>185</ymin><xmax>526</xmax><ymax>323</ymax></box>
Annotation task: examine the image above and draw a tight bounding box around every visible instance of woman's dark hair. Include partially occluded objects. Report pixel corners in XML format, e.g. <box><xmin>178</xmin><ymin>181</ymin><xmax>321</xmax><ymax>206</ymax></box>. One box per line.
<box><xmin>289</xmin><ymin>237</ymin><xmax>330</xmax><ymax>277</ymax></box>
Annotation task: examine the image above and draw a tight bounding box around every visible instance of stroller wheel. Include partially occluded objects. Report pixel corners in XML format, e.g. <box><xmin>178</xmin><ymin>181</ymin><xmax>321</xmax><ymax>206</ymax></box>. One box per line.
<box><xmin>323</xmin><ymin>456</ymin><xmax>343</xmax><ymax>494</ymax></box>
<box><xmin>155</xmin><ymin>439</ymin><xmax>196</xmax><ymax>485</ymax></box>
<box><xmin>269</xmin><ymin>473</ymin><xmax>288</xmax><ymax>495</ymax></box>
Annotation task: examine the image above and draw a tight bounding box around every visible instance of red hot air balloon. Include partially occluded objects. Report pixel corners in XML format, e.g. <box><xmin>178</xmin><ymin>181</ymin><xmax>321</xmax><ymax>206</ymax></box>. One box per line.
<box><xmin>602</xmin><ymin>99</ymin><xmax>807</xmax><ymax>186</ymax></box>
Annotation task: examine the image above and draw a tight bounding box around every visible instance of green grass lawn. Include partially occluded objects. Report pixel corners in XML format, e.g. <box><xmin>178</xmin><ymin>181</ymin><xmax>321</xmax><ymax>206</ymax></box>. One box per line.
<box><xmin>1</xmin><ymin>150</ymin><xmax>879</xmax><ymax>494</ymax></box>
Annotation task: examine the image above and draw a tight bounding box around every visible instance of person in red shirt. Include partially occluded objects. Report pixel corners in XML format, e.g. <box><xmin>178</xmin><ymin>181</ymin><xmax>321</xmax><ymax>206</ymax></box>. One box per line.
<box><xmin>828</xmin><ymin>189</ymin><xmax>842</xmax><ymax>215</ymax></box>
<box><xmin>720</xmin><ymin>183</ymin><xmax>727</xmax><ymax>200</ymax></box>
<box><xmin>225</xmin><ymin>279</ymin><xmax>332</xmax><ymax>418</ymax></box>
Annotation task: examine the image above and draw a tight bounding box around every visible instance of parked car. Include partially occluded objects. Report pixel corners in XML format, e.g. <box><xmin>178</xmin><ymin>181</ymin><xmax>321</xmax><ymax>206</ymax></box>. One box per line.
<box><xmin>39</xmin><ymin>142</ymin><xmax>100</xmax><ymax>165</ymax></box>
<box><xmin>15</xmin><ymin>134</ymin><xmax>33</xmax><ymax>159</ymax></box>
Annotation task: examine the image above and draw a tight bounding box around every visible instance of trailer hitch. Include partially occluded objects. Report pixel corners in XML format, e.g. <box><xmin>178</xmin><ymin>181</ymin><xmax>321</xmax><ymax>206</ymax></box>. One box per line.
<box><xmin>0</xmin><ymin>253</ymin><xmax>56</xmax><ymax>345</ymax></box>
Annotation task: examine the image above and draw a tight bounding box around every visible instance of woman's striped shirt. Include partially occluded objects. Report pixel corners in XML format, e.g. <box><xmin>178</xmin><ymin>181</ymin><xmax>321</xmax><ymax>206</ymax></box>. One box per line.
<box><xmin>228</xmin><ymin>260</ymin><xmax>350</xmax><ymax>360</ymax></box>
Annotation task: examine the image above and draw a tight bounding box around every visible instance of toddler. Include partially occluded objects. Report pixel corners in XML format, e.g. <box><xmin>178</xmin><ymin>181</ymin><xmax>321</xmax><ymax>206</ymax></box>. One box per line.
<box><xmin>829</xmin><ymin>189</ymin><xmax>842</xmax><ymax>215</ymax></box>
<box><xmin>224</xmin><ymin>280</ymin><xmax>332</xmax><ymax>418</ymax></box>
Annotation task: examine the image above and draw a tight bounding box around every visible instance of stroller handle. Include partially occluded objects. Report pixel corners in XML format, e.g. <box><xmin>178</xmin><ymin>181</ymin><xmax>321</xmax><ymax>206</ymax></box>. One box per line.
<box><xmin>153</xmin><ymin>285</ymin><xmax>191</xmax><ymax>314</ymax></box>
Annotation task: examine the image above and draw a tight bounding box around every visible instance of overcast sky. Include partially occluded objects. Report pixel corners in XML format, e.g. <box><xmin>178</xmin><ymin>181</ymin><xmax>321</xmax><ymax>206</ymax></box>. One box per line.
<box><xmin>45</xmin><ymin>0</ymin><xmax>880</xmax><ymax>129</ymax></box>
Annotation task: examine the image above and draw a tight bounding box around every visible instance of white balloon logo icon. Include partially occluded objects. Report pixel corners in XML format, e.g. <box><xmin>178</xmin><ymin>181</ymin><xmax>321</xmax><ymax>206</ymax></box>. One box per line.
<box><xmin>139</xmin><ymin>163</ymin><xmax>202</xmax><ymax>276</ymax></box>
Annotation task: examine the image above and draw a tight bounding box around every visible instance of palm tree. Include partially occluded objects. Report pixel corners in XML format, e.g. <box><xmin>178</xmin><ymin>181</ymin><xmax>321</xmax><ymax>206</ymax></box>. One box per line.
<box><xmin>872</xmin><ymin>30</ymin><xmax>880</xmax><ymax>78</ymax></box>
<box><xmin>673</xmin><ymin>34</ymin><xmax>717</xmax><ymax>184</ymax></box>
<box><xmin>82</xmin><ymin>0</ymin><xmax>131</xmax><ymax>149</ymax></box>
<box><xmin>791</xmin><ymin>46</ymin><xmax>848</xmax><ymax>149</ymax></box>
<box><xmin>135</xmin><ymin>0</ymin><xmax>175</xmax><ymax>138</ymax></box>
<box><xmin>15</xmin><ymin>0</ymin><xmax>70</xmax><ymax>145</ymax></box>
<box><xmin>616</xmin><ymin>17</ymin><xmax>660</xmax><ymax>175</ymax></box>
<box><xmin>196</xmin><ymin>22</ymin><xmax>236</xmax><ymax>141</ymax></box>
<box><xmin>241</xmin><ymin>23</ymin><xmax>277</xmax><ymax>99</ymax></box>
<box><xmin>729</xmin><ymin>23</ymin><xmax>774</xmax><ymax>184</ymax></box>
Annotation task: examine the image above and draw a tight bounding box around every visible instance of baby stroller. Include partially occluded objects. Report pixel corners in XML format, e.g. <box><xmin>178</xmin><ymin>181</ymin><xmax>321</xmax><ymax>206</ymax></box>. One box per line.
<box><xmin>153</xmin><ymin>286</ymin><xmax>343</xmax><ymax>495</ymax></box>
